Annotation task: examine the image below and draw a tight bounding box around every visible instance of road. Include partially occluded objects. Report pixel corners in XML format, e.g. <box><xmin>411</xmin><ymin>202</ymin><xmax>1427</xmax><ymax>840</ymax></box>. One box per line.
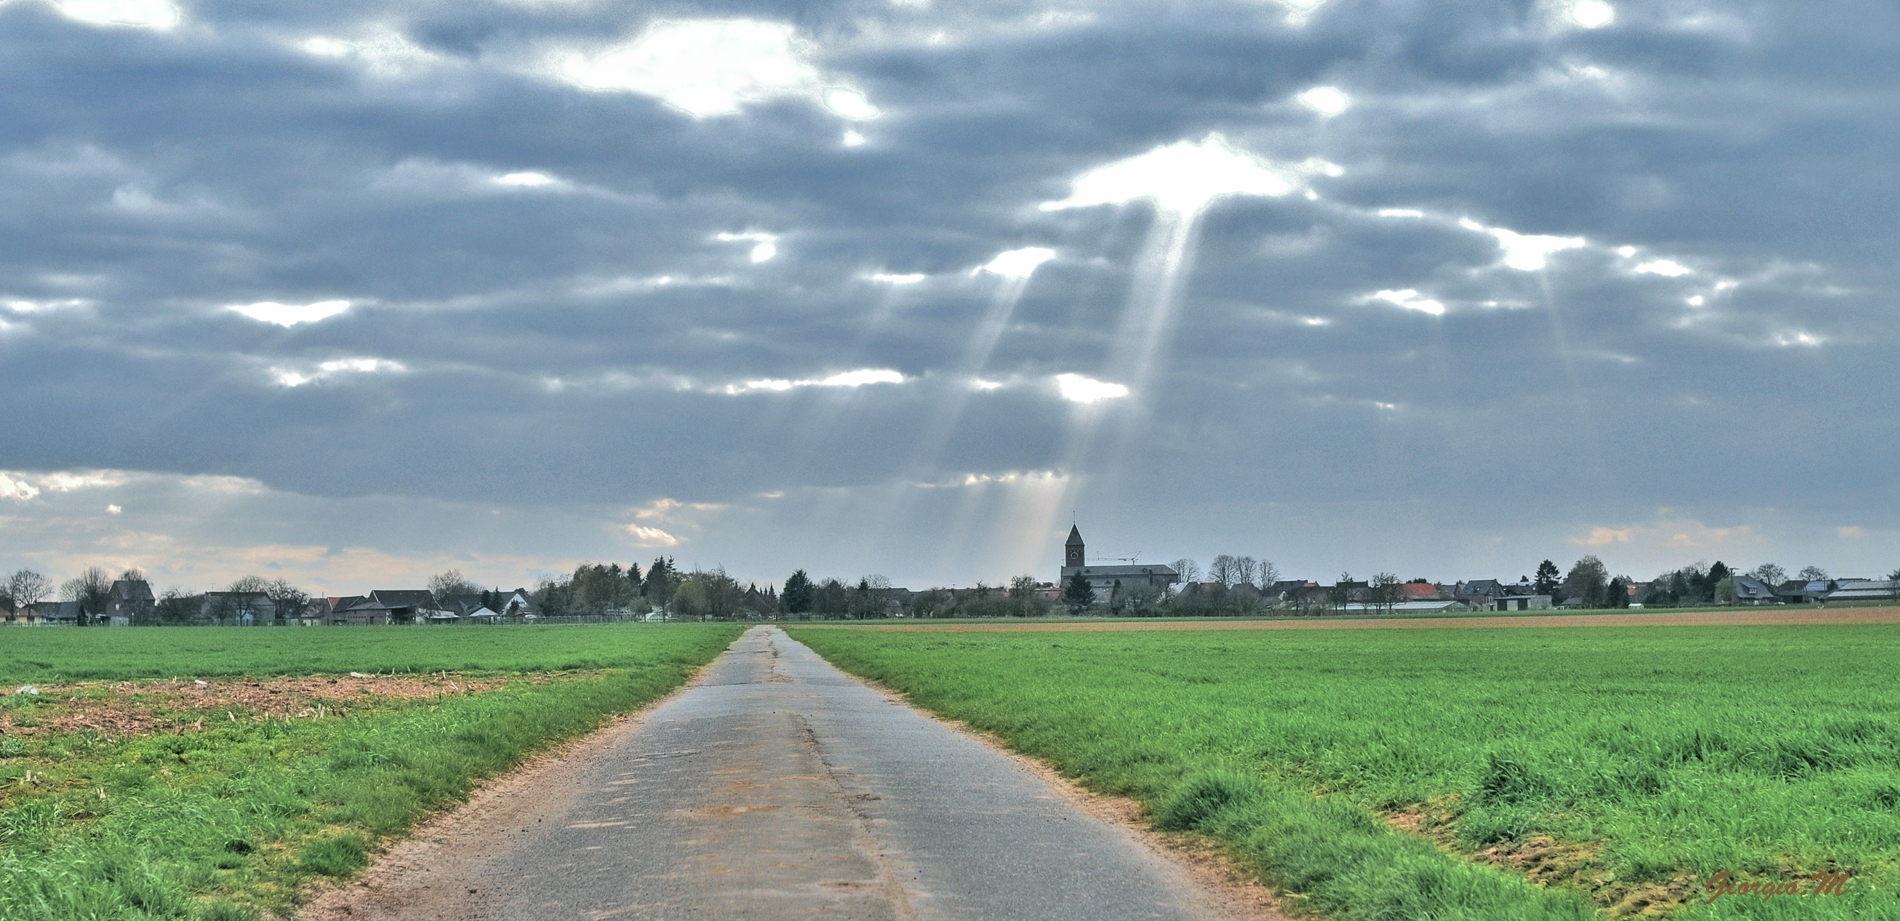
<box><xmin>302</xmin><ymin>625</ymin><xmax>1275</xmax><ymax>921</ymax></box>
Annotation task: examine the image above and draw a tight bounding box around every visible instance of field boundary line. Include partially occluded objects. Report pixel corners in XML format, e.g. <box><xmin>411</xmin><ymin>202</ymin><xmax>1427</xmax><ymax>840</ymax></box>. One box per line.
<box><xmin>805</xmin><ymin>606</ymin><xmax>1900</xmax><ymax>632</ymax></box>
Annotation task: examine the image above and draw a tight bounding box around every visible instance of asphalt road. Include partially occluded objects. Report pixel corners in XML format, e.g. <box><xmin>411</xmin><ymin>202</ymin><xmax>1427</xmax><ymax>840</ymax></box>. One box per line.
<box><xmin>307</xmin><ymin>626</ymin><xmax>1259</xmax><ymax>921</ymax></box>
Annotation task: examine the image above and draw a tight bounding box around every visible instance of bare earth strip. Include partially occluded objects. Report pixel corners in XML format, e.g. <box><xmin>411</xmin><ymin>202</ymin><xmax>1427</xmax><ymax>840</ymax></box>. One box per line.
<box><xmin>833</xmin><ymin>606</ymin><xmax>1900</xmax><ymax>632</ymax></box>
<box><xmin>300</xmin><ymin>626</ymin><xmax>1287</xmax><ymax>921</ymax></box>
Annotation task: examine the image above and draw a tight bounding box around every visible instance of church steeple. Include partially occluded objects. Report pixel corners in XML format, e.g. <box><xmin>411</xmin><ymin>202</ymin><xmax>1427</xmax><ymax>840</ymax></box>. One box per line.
<box><xmin>1064</xmin><ymin>526</ymin><xmax>1085</xmax><ymax>569</ymax></box>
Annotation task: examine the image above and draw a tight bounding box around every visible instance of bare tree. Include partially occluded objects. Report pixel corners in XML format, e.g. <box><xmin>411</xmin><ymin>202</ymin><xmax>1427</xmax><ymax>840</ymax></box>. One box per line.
<box><xmin>1170</xmin><ymin>559</ymin><xmax>1201</xmax><ymax>588</ymax></box>
<box><xmin>1254</xmin><ymin>559</ymin><xmax>1280</xmax><ymax>592</ymax></box>
<box><xmin>4</xmin><ymin>569</ymin><xmax>51</xmax><ymax>623</ymax></box>
<box><xmin>156</xmin><ymin>587</ymin><xmax>199</xmax><ymax>625</ymax></box>
<box><xmin>1209</xmin><ymin>555</ymin><xmax>1248</xmax><ymax>587</ymax></box>
<box><xmin>1331</xmin><ymin>572</ymin><xmax>1354</xmax><ymax>613</ymax></box>
<box><xmin>1371</xmin><ymin>573</ymin><xmax>1402</xmax><ymax>614</ymax></box>
<box><xmin>1750</xmin><ymin>563</ymin><xmax>1786</xmax><ymax>587</ymax></box>
<box><xmin>428</xmin><ymin>569</ymin><xmax>479</xmax><ymax>607</ymax></box>
<box><xmin>1007</xmin><ymin>575</ymin><xmax>1044</xmax><ymax>617</ymax></box>
<box><xmin>264</xmin><ymin>578</ymin><xmax>311</xmax><ymax>626</ymax></box>
<box><xmin>229</xmin><ymin>574</ymin><xmax>268</xmax><ymax>593</ymax></box>
<box><xmin>1797</xmin><ymin>566</ymin><xmax>1830</xmax><ymax>582</ymax></box>
<box><xmin>218</xmin><ymin>575</ymin><xmax>270</xmax><ymax>625</ymax></box>
<box><xmin>62</xmin><ymin>566</ymin><xmax>113</xmax><ymax>626</ymax></box>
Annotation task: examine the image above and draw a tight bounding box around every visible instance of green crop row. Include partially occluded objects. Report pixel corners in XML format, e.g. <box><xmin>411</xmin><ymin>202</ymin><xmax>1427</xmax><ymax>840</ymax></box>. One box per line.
<box><xmin>0</xmin><ymin>624</ymin><xmax>742</xmax><ymax>920</ymax></box>
<box><xmin>789</xmin><ymin>623</ymin><xmax>1900</xmax><ymax>920</ymax></box>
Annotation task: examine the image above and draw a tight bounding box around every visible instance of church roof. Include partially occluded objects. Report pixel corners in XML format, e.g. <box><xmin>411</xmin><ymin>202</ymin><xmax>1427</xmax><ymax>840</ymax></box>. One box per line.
<box><xmin>1073</xmin><ymin>564</ymin><xmax>1179</xmax><ymax>578</ymax></box>
<box><xmin>1066</xmin><ymin>525</ymin><xmax>1084</xmax><ymax>546</ymax></box>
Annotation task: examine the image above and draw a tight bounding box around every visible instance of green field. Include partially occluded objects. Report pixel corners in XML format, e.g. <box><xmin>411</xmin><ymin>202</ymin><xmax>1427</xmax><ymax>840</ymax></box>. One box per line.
<box><xmin>790</xmin><ymin>623</ymin><xmax>1900</xmax><ymax>920</ymax></box>
<box><xmin>0</xmin><ymin>624</ymin><xmax>743</xmax><ymax>921</ymax></box>
<box><xmin>0</xmin><ymin>624</ymin><xmax>713</xmax><ymax>683</ymax></box>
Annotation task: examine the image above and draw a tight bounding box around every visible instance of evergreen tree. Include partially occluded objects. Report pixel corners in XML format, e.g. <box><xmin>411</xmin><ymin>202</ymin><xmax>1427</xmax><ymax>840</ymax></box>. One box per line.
<box><xmin>1063</xmin><ymin>571</ymin><xmax>1096</xmax><ymax>614</ymax></box>
<box><xmin>1533</xmin><ymin>560</ymin><xmax>1563</xmax><ymax>599</ymax></box>
<box><xmin>783</xmin><ymin>569</ymin><xmax>814</xmax><ymax>615</ymax></box>
<box><xmin>645</xmin><ymin>557</ymin><xmax>679</xmax><ymax>608</ymax></box>
<box><xmin>1703</xmin><ymin>561</ymin><xmax>1731</xmax><ymax>603</ymax></box>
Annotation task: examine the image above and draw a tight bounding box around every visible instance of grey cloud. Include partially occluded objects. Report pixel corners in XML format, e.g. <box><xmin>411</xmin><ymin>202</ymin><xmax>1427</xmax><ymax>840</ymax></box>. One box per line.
<box><xmin>2</xmin><ymin>0</ymin><xmax>1897</xmax><ymax>587</ymax></box>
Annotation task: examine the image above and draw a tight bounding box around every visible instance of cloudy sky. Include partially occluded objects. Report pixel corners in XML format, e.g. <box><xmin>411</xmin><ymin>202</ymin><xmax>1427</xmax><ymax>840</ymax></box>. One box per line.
<box><xmin>2</xmin><ymin>0</ymin><xmax>1895</xmax><ymax>594</ymax></box>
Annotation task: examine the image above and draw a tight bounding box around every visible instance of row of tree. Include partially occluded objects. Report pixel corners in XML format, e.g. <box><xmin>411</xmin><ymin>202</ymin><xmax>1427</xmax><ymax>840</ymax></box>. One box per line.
<box><xmin>8</xmin><ymin>553</ymin><xmax>1896</xmax><ymax>627</ymax></box>
<box><xmin>0</xmin><ymin>567</ymin><xmax>315</xmax><ymax>626</ymax></box>
<box><xmin>1525</xmin><ymin>558</ymin><xmax>1879</xmax><ymax>609</ymax></box>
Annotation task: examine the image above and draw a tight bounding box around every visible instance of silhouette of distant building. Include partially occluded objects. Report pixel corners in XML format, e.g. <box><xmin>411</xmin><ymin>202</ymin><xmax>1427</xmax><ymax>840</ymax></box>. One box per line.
<box><xmin>1058</xmin><ymin>526</ymin><xmax>1179</xmax><ymax>596</ymax></box>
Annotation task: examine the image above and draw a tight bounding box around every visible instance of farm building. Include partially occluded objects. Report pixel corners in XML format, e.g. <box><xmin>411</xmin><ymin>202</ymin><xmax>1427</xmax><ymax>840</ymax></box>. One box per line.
<box><xmin>1818</xmin><ymin>579</ymin><xmax>1900</xmax><ymax>603</ymax></box>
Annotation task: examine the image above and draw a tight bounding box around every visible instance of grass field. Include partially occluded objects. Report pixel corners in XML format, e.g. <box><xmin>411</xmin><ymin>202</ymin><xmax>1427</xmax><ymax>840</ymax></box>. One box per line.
<box><xmin>790</xmin><ymin>621</ymin><xmax>1900</xmax><ymax>920</ymax></box>
<box><xmin>0</xmin><ymin>623</ymin><xmax>716</xmax><ymax>683</ymax></box>
<box><xmin>0</xmin><ymin>623</ymin><xmax>743</xmax><ymax>920</ymax></box>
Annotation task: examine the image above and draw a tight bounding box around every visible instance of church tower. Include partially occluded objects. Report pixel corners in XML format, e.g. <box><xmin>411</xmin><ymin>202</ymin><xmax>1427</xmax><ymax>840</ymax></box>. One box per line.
<box><xmin>1063</xmin><ymin>525</ymin><xmax>1085</xmax><ymax>576</ymax></box>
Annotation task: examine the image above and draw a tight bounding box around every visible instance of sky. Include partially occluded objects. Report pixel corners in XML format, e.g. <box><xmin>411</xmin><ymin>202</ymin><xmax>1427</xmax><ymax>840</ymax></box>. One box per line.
<box><xmin>2</xmin><ymin>0</ymin><xmax>1897</xmax><ymax>595</ymax></box>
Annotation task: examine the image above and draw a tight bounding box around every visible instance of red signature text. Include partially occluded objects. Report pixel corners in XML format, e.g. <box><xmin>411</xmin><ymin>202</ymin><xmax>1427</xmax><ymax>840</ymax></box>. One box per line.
<box><xmin>1706</xmin><ymin>870</ymin><xmax>1851</xmax><ymax>903</ymax></box>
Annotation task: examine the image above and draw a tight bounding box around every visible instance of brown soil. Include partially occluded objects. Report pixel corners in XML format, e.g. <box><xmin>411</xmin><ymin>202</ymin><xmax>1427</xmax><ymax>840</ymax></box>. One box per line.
<box><xmin>828</xmin><ymin>605</ymin><xmax>1900</xmax><ymax>632</ymax></box>
<box><xmin>0</xmin><ymin>674</ymin><xmax>513</xmax><ymax>741</ymax></box>
<box><xmin>1381</xmin><ymin>801</ymin><xmax>1697</xmax><ymax>919</ymax></box>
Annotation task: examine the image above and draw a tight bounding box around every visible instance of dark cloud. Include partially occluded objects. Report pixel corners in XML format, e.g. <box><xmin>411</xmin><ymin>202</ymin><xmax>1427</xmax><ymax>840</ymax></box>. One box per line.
<box><xmin>1</xmin><ymin>0</ymin><xmax>1896</xmax><ymax>587</ymax></box>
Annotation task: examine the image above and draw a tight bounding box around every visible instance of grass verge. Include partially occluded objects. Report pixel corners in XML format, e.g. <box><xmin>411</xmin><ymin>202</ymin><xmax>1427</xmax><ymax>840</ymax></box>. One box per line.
<box><xmin>0</xmin><ymin>624</ymin><xmax>742</xmax><ymax>920</ymax></box>
<box><xmin>789</xmin><ymin>623</ymin><xmax>1898</xmax><ymax>919</ymax></box>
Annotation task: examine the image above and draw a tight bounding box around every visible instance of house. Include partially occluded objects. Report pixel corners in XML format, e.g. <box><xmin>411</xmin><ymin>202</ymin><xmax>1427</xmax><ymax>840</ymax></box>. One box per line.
<box><xmin>1452</xmin><ymin>579</ymin><xmax>1550</xmax><ymax>611</ymax></box>
<box><xmin>443</xmin><ymin>594</ymin><xmax>503</xmax><ymax>622</ymax></box>
<box><xmin>1399</xmin><ymin>582</ymin><xmax>1442</xmax><ymax>602</ymax></box>
<box><xmin>1452</xmin><ymin>580</ymin><xmax>1507</xmax><ymax>608</ymax></box>
<box><xmin>368</xmin><ymin>589</ymin><xmax>444</xmax><ymax>624</ymax></box>
<box><xmin>33</xmin><ymin>600</ymin><xmax>80</xmax><ymax>625</ymax></box>
<box><xmin>493</xmin><ymin>588</ymin><xmax>536</xmax><ymax>620</ymax></box>
<box><xmin>1058</xmin><ymin>527</ymin><xmax>1179</xmax><ymax>597</ymax></box>
<box><xmin>1731</xmin><ymin>575</ymin><xmax>1780</xmax><ymax>604</ymax></box>
<box><xmin>1267</xmin><ymin>580</ymin><xmax>1319</xmax><ymax>604</ymax></box>
<box><xmin>327</xmin><ymin>595</ymin><xmax>389</xmax><ymax>626</ymax></box>
<box><xmin>106</xmin><ymin>578</ymin><xmax>155</xmax><ymax>625</ymax></box>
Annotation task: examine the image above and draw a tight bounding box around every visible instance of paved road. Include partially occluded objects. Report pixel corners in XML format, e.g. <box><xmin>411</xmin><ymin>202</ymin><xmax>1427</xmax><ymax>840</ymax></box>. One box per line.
<box><xmin>308</xmin><ymin>626</ymin><xmax>1258</xmax><ymax>921</ymax></box>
